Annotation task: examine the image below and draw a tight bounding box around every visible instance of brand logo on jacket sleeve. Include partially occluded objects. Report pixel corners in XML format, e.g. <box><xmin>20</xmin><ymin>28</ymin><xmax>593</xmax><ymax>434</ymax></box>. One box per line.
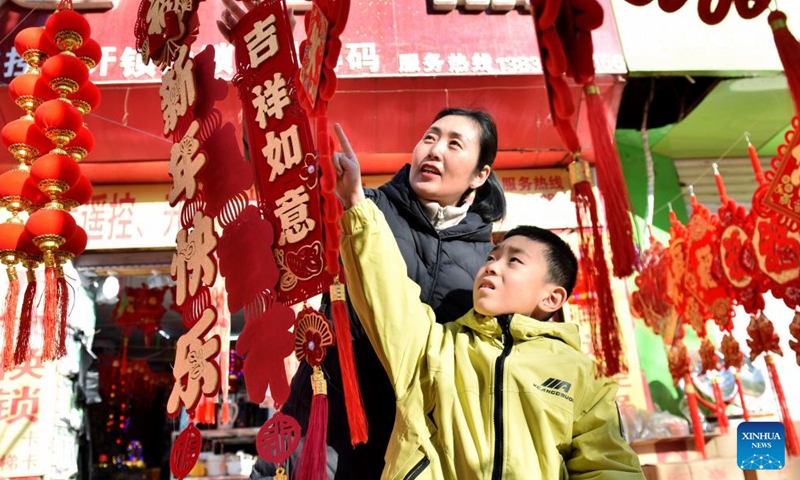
<box><xmin>533</xmin><ymin>377</ymin><xmax>573</xmax><ymax>402</ymax></box>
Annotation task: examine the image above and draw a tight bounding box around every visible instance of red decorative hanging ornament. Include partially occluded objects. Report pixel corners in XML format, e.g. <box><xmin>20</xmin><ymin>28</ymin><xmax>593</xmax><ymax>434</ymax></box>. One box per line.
<box><xmin>170</xmin><ymin>422</ymin><xmax>202</xmax><ymax>480</ymax></box>
<box><xmin>40</xmin><ymin>52</ymin><xmax>89</xmax><ymax>99</ymax></box>
<box><xmin>257</xmin><ymin>412</ymin><xmax>301</xmax><ymax>480</ymax></box>
<box><xmin>295</xmin><ymin>305</ymin><xmax>335</xmax><ymax>480</ymax></box>
<box><xmin>770</xmin><ymin>10</ymin><xmax>800</xmax><ymax>116</ymax></box>
<box><xmin>2</xmin><ymin>117</ymin><xmax>53</xmax><ymax>165</ymax></box>
<box><xmin>72</xmin><ymin>38</ymin><xmax>101</xmax><ymax>69</ymax></box>
<box><xmin>0</xmin><ymin>222</ymin><xmax>24</xmax><ymax>371</ymax></box>
<box><xmin>54</xmin><ymin>225</ymin><xmax>87</xmax><ymax>357</ymax></box>
<box><xmin>45</xmin><ymin>1</ymin><xmax>91</xmax><ymax>52</ymax></box>
<box><xmin>12</xmin><ymin>232</ymin><xmax>41</xmax><ymax>365</ymax></box>
<box><xmin>621</xmin><ymin>0</ymin><xmax>769</xmax><ymax>25</ymax></box>
<box><xmin>630</xmin><ymin>228</ymin><xmax>678</xmax><ymax>343</ymax></box>
<box><xmin>65</xmin><ymin>128</ymin><xmax>95</xmax><ymax>162</ymax></box>
<box><xmin>13</xmin><ymin>27</ymin><xmax>59</xmax><ymax>72</ymax></box>
<box><xmin>789</xmin><ymin>311</ymin><xmax>800</xmax><ymax>366</ymax></box>
<box><xmin>34</xmin><ymin>99</ymin><xmax>84</xmax><ymax>153</ymax></box>
<box><xmin>568</xmin><ymin>158</ymin><xmax>626</xmax><ymax>377</ymax></box>
<box><xmin>698</xmin><ymin>337</ymin><xmax>729</xmax><ymax>434</ymax></box>
<box><xmin>720</xmin><ymin>333</ymin><xmax>749</xmax><ymax>421</ymax></box>
<box><xmin>746</xmin><ymin>313</ymin><xmax>800</xmax><ymax>456</ymax></box>
<box><xmin>668</xmin><ymin>340</ymin><xmax>708</xmax><ymax>459</ymax></box>
<box><xmin>9</xmin><ymin>73</ymin><xmax>58</xmax><ymax>116</ymax></box>
<box><xmin>67</xmin><ymin>81</ymin><xmax>101</xmax><ymax>116</ymax></box>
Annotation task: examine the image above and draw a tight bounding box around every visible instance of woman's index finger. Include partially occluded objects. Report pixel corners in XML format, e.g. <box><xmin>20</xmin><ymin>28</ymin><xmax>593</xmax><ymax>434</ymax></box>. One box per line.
<box><xmin>333</xmin><ymin>123</ymin><xmax>355</xmax><ymax>157</ymax></box>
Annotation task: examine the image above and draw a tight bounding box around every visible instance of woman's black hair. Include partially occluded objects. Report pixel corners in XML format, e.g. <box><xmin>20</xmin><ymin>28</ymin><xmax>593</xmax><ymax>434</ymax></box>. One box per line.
<box><xmin>433</xmin><ymin>107</ymin><xmax>506</xmax><ymax>223</ymax></box>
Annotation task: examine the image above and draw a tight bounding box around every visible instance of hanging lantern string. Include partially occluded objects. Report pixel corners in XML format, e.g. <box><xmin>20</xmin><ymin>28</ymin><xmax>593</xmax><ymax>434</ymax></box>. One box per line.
<box><xmin>651</xmin><ymin>129</ymin><xmax>759</xmax><ymax>217</ymax></box>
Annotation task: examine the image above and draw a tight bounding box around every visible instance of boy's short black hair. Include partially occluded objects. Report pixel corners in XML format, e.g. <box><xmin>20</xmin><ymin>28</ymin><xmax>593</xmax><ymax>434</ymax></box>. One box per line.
<box><xmin>503</xmin><ymin>226</ymin><xmax>578</xmax><ymax>297</ymax></box>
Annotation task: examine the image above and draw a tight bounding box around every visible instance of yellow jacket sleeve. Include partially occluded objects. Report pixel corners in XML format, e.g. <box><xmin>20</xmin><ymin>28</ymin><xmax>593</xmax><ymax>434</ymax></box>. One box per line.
<box><xmin>340</xmin><ymin>200</ymin><xmax>437</xmax><ymax>399</ymax></box>
<box><xmin>566</xmin><ymin>378</ymin><xmax>644</xmax><ymax>479</ymax></box>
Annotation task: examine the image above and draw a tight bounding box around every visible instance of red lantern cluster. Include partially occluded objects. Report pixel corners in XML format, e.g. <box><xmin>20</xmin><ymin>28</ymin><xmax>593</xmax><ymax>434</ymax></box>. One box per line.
<box><xmin>0</xmin><ymin>1</ymin><xmax>100</xmax><ymax>369</ymax></box>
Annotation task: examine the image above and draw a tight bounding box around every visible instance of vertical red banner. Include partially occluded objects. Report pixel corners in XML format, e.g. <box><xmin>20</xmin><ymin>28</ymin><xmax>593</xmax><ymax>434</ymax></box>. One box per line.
<box><xmin>231</xmin><ymin>0</ymin><xmax>332</xmax><ymax>306</ymax></box>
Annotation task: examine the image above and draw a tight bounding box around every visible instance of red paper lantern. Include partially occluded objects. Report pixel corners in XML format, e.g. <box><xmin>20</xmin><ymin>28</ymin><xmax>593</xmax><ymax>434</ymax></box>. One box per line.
<box><xmin>59</xmin><ymin>225</ymin><xmax>87</xmax><ymax>259</ymax></box>
<box><xmin>9</xmin><ymin>73</ymin><xmax>58</xmax><ymax>114</ymax></box>
<box><xmin>34</xmin><ymin>99</ymin><xmax>83</xmax><ymax>148</ymax></box>
<box><xmin>68</xmin><ymin>82</ymin><xmax>101</xmax><ymax>115</ymax></box>
<box><xmin>61</xmin><ymin>174</ymin><xmax>92</xmax><ymax>209</ymax></box>
<box><xmin>73</xmin><ymin>38</ymin><xmax>101</xmax><ymax>69</ymax></box>
<box><xmin>66</xmin><ymin>127</ymin><xmax>94</xmax><ymax>161</ymax></box>
<box><xmin>1</xmin><ymin>117</ymin><xmax>52</xmax><ymax>163</ymax></box>
<box><xmin>30</xmin><ymin>152</ymin><xmax>81</xmax><ymax>197</ymax></box>
<box><xmin>41</xmin><ymin>53</ymin><xmax>90</xmax><ymax>97</ymax></box>
<box><xmin>0</xmin><ymin>222</ymin><xmax>26</xmax><ymax>257</ymax></box>
<box><xmin>45</xmin><ymin>8</ymin><xmax>91</xmax><ymax>52</ymax></box>
<box><xmin>0</xmin><ymin>168</ymin><xmax>49</xmax><ymax>214</ymax></box>
<box><xmin>14</xmin><ymin>27</ymin><xmax>58</xmax><ymax>69</ymax></box>
<box><xmin>25</xmin><ymin>207</ymin><xmax>77</xmax><ymax>254</ymax></box>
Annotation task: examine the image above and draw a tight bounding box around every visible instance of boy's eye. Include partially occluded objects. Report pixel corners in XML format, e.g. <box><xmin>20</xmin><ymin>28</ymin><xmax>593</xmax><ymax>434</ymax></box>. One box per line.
<box><xmin>486</xmin><ymin>254</ymin><xmax>496</xmax><ymax>262</ymax></box>
<box><xmin>510</xmin><ymin>257</ymin><xmax>522</xmax><ymax>264</ymax></box>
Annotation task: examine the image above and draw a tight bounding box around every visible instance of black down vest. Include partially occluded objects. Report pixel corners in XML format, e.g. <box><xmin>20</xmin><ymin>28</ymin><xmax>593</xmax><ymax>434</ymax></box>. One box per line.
<box><xmin>274</xmin><ymin>165</ymin><xmax>494</xmax><ymax>480</ymax></box>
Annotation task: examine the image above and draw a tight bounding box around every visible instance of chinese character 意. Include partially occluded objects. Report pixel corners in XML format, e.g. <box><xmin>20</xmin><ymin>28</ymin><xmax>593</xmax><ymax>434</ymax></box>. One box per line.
<box><xmin>169</xmin><ymin>120</ymin><xmax>207</xmax><ymax>206</ymax></box>
<box><xmin>345</xmin><ymin>43</ymin><xmax>380</xmax><ymax>73</ymax></box>
<box><xmin>263</xmin><ymin>124</ymin><xmax>302</xmax><ymax>182</ymax></box>
<box><xmin>273</xmin><ymin>186</ymin><xmax>316</xmax><ymax>245</ymax></box>
<box><xmin>160</xmin><ymin>45</ymin><xmax>196</xmax><ymax>136</ymax></box>
<box><xmin>167</xmin><ymin>307</ymin><xmax>221</xmax><ymax>416</ymax></box>
<box><xmin>171</xmin><ymin>211</ymin><xmax>218</xmax><ymax>306</ymax></box>
<box><xmin>244</xmin><ymin>14</ymin><xmax>279</xmax><ymax>69</ymax></box>
<box><xmin>252</xmin><ymin>72</ymin><xmax>291</xmax><ymax>129</ymax></box>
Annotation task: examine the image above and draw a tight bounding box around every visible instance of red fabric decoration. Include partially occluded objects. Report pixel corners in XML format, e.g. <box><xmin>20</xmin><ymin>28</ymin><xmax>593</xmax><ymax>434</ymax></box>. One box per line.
<box><xmin>194</xmin><ymin>120</ymin><xmax>252</xmax><ymax>218</ymax></box>
<box><xmin>569</xmin><ymin>159</ymin><xmax>625</xmax><ymax>377</ymax></box>
<box><xmin>191</xmin><ymin>46</ymin><xmax>229</xmax><ymax>121</ymax></box>
<box><xmin>67</xmin><ymin>81</ymin><xmax>101</xmax><ymax>115</ymax></box>
<box><xmin>699</xmin><ymin>338</ymin><xmax>728</xmax><ymax>434</ymax></box>
<box><xmin>622</xmin><ymin>0</ymin><xmax>768</xmax><ymax>24</ymax></box>
<box><xmin>720</xmin><ymin>333</ymin><xmax>749</xmax><ymax>421</ymax></box>
<box><xmin>236</xmin><ymin>299</ymin><xmax>295</xmax><ymax>406</ymax></box>
<box><xmin>297</xmin><ymin>366</ymin><xmax>329</xmax><ymax>480</ymax></box>
<box><xmin>66</xmin><ymin>128</ymin><xmax>95</xmax><ymax>162</ymax></box>
<box><xmin>9</xmin><ymin>73</ymin><xmax>57</xmax><ymax>113</ymax></box>
<box><xmin>13</xmin><ymin>233</ymin><xmax>39</xmax><ymax>366</ymax></box>
<box><xmin>34</xmin><ymin>98</ymin><xmax>83</xmax><ymax>145</ymax></box>
<box><xmin>13</xmin><ymin>27</ymin><xmax>58</xmax><ymax>68</ymax></box>
<box><xmin>0</xmin><ymin>222</ymin><xmax>23</xmax><ymax>371</ymax></box>
<box><xmin>41</xmin><ymin>53</ymin><xmax>90</xmax><ymax>97</ymax></box>
<box><xmin>668</xmin><ymin>342</ymin><xmax>707</xmax><ymax>459</ymax></box>
<box><xmin>585</xmin><ymin>84</ymin><xmax>637</xmax><ymax>278</ymax></box>
<box><xmin>2</xmin><ymin>117</ymin><xmax>53</xmax><ymax>163</ymax></box>
<box><xmin>45</xmin><ymin>3</ymin><xmax>91</xmax><ymax>51</ymax></box>
<box><xmin>789</xmin><ymin>312</ymin><xmax>800</xmax><ymax>366</ymax></box>
<box><xmin>61</xmin><ymin>175</ymin><xmax>93</xmax><ymax>209</ymax></box>
<box><xmin>30</xmin><ymin>152</ymin><xmax>82</xmax><ymax>194</ymax></box>
<box><xmin>73</xmin><ymin>38</ymin><xmax>102</xmax><ymax>69</ymax></box>
<box><xmin>770</xmin><ymin>11</ymin><xmax>800</xmax><ymax>117</ymax></box>
<box><xmin>630</xmin><ymin>232</ymin><xmax>678</xmax><ymax>342</ymax></box>
<box><xmin>0</xmin><ymin>169</ymin><xmax>48</xmax><ymax>209</ymax></box>
<box><xmin>170</xmin><ymin>422</ymin><xmax>202</xmax><ymax>480</ymax></box>
<box><xmin>764</xmin><ymin>354</ymin><xmax>800</xmax><ymax>456</ymax></box>
<box><xmin>257</xmin><ymin>412</ymin><xmax>301</xmax><ymax>465</ymax></box>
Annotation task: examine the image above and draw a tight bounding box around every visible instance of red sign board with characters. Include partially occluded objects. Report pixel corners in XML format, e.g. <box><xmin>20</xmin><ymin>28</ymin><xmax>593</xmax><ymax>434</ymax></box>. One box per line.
<box><xmin>231</xmin><ymin>0</ymin><xmax>332</xmax><ymax>306</ymax></box>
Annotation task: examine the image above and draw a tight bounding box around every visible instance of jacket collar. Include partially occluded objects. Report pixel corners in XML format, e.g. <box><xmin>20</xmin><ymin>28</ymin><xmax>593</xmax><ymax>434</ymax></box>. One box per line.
<box><xmin>456</xmin><ymin>311</ymin><xmax>582</xmax><ymax>351</ymax></box>
<box><xmin>379</xmin><ymin>164</ymin><xmax>493</xmax><ymax>241</ymax></box>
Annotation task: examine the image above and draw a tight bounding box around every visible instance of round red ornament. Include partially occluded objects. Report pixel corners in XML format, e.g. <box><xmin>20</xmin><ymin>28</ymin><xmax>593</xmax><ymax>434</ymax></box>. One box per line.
<box><xmin>0</xmin><ymin>222</ymin><xmax>25</xmax><ymax>256</ymax></box>
<box><xmin>17</xmin><ymin>231</ymin><xmax>43</xmax><ymax>260</ymax></box>
<box><xmin>1</xmin><ymin>117</ymin><xmax>52</xmax><ymax>162</ymax></box>
<box><xmin>41</xmin><ymin>53</ymin><xmax>90</xmax><ymax>97</ymax></box>
<box><xmin>294</xmin><ymin>307</ymin><xmax>334</xmax><ymax>366</ymax></box>
<box><xmin>66</xmin><ymin>127</ymin><xmax>95</xmax><ymax>161</ymax></box>
<box><xmin>73</xmin><ymin>38</ymin><xmax>101</xmax><ymax>69</ymax></box>
<box><xmin>34</xmin><ymin>99</ymin><xmax>83</xmax><ymax>147</ymax></box>
<box><xmin>13</xmin><ymin>27</ymin><xmax>58</xmax><ymax>68</ymax></box>
<box><xmin>0</xmin><ymin>169</ymin><xmax>49</xmax><ymax>211</ymax></box>
<box><xmin>9</xmin><ymin>73</ymin><xmax>57</xmax><ymax>113</ymax></box>
<box><xmin>68</xmin><ymin>81</ymin><xmax>101</xmax><ymax>115</ymax></box>
<box><xmin>59</xmin><ymin>225</ymin><xmax>87</xmax><ymax>259</ymax></box>
<box><xmin>25</xmin><ymin>207</ymin><xmax>77</xmax><ymax>251</ymax></box>
<box><xmin>61</xmin><ymin>174</ymin><xmax>92</xmax><ymax>208</ymax></box>
<box><xmin>30</xmin><ymin>152</ymin><xmax>81</xmax><ymax>197</ymax></box>
<box><xmin>45</xmin><ymin>8</ymin><xmax>91</xmax><ymax>51</ymax></box>
<box><xmin>256</xmin><ymin>412</ymin><xmax>301</xmax><ymax>464</ymax></box>
<box><xmin>170</xmin><ymin>422</ymin><xmax>202</xmax><ymax>479</ymax></box>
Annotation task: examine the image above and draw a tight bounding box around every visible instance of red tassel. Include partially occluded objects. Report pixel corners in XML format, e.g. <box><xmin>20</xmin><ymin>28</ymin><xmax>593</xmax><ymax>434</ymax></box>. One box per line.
<box><xmin>570</xmin><ymin>160</ymin><xmax>626</xmax><ymax>377</ymax></box>
<box><xmin>220</xmin><ymin>402</ymin><xmax>230</xmax><ymax>426</ymax></box>
<box><xmin>330</xmin><ymin>281</ymin><xmax>368</xmax><ymax>446</ymax></box>
<box><xmin>685</xmin><ymin>379</ymin><xmax>708</xmax><ymax>460</ymax></box>
<box><xmin>585</xmin><ymin>84</ymin><xmax>638</xmax><ymax>278</ymax></box>
<box><xmin>2</xmin><ymin>265</ymin><xmax>19</xmax><ymax>371</ymax></box>
<box><xmin>14</xmin><ymin>264</ymin><xmax>36</xmax><ymax>366</ymax></box>
<box><xmin>297</xmin><ymin>366</ymin><xmax>329</xmax><ymax>480</ymax></box>
<box><xmin>765</xmin><ymin>354</ymin><xmax>800</xmax><ymax>456</ymax></box>
<box><xmin>41</xmin><ymin>266</ymin><xmax>59</xmax><ymax>361</ymax></box>
<box><xmin>56</xmin><ymin>268</ymin><xmax>69</xmax><ymax>358</ymax></box>
<box><xmin>195</xmin><ymin>396</ymin><xmax>216</xmax><ymax>425</ymax></box>
<box><xmin>711</xmin><ymin>376</ymin><xmax>729</xmax><ymax>434</ymax></box>
<box><xmin>734</xmin><ymin>370</ymin><xmax>750</xmax><ymax>422</ymax></box>
<box><xmin>770</xmin><ymin>10</ymin><xmax>800</xmax><ymax>116</ymax></box>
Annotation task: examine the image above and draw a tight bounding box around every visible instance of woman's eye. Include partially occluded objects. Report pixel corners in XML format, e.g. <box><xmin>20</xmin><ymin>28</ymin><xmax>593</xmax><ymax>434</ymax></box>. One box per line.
<box><xmin>449</xmin><ymin>141</ymin><xmax>462</xmax><ymax>149</ymax></box>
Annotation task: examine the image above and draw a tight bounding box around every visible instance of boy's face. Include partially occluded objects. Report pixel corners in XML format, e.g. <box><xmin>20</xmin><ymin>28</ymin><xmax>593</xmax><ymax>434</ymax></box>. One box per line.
<box><xmin>472</xmin><ymin>236</ymin><xmax>567</xmax><ymax>320</ymax></box>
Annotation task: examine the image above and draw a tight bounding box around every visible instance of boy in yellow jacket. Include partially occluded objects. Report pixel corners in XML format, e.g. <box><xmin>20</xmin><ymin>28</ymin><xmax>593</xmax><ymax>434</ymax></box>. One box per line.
<box><xmin>332</xmin><ymin>124</ymin><xmax>644</xmax><ymax>479</ymax></box>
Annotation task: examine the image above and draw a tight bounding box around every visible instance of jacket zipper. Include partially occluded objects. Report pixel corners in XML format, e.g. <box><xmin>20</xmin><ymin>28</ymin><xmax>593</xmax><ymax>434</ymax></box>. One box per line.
<box><xmin>425</xmin><ymin>235</ymin><xmax>444</xmax><ymax>305</ymax></box>
<box><xmin>491</xmin><ymin>315</ymin><xmax>513</xmax><ymax>480</ymax></box>
<box><xmin>403</xmin><ymin>456</ymin><xmax>431</xmax><ymax>480</ymax></box>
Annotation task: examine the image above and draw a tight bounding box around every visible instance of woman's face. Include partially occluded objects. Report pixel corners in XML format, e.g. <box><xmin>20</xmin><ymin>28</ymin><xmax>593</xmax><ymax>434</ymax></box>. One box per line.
<box><xmin>409</xmin><ymin>115</ymin><xmax>491</xmax><ymax>207</ymax></box>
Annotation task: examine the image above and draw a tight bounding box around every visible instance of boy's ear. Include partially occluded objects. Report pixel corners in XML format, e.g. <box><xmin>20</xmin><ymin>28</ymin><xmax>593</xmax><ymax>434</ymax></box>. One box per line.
<box><xmin>538</xmin><ymin>285</ymin><xmax>568</xmax><ymax>315</ymax></box>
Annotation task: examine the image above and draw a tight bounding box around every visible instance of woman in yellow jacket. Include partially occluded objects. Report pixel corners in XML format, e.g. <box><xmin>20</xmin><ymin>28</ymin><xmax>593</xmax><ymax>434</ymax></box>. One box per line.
<box><xmin>332</xmin><ymin>128</ymin><xmax>645</xmax><ymax>480</ymax></box>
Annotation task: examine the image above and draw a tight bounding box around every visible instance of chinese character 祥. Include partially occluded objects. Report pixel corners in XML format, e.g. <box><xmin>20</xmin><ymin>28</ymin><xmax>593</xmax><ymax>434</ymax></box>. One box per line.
<box><xmin>169</xmin><ymin>120</ymin><xmax>207</xmax><ymax>206</ymax></box>
<box><xmin>447</xmin><ymin>53</ymin><xmax>470</xmax><ymax>74</ymax></box>
<box><xmin>167</xmin><ymin>307</ymin><xmax>221</xmax><ymax>417</ymax></box>
<box><xmin>273</xmin><ymin>186</ymin><xmax>316</xmax><ymax>245</ymax></box>
<box><xmin>263</xmin><ymin>124</ymin><xmax>302</xmax><ymax>182</ymax></box>
<box><xmin>160</xmin><ymin>45</ymin><xmax>196</xmax><ymax>136</ymax></box>
<box><xmin>244</xmin><ymin>14</ymin><xmax>279</xmax><ymax>69</ymax></box>
<box><xmin>171</xmin><ymin>211</ymin><xmax>218</xmax><ymax>306</ymax></box>
<box><xmin>252</xmin><ymin>72</ymin><xmax>291</xmax><ymax>129</ymax></box>
<box><xmin>345</xmin><ymin>43</ymin><xmax>380</xmax><ymax>73</ymax></box>
<box><xmin>398</xmin><ymin>53</ymin><xmax>421</xmax><ymax>74</ymax></box>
